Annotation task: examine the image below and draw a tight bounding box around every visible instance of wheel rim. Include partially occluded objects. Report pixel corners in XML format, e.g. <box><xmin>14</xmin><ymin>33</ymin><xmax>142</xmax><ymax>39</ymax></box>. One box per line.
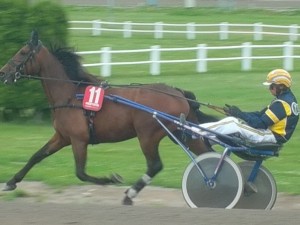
<box><xmin>234</xmin><ymin>161</ymin><xmax>277</xmax><ymax>210</ymax></box>
<box><xmin>182</xmin><ymin>152</ymin><xmax>243</xmax><ymax>209</ymax></box>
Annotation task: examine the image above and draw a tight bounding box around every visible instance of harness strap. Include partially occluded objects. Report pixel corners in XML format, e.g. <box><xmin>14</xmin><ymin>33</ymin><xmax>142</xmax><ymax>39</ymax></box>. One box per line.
<box><xmin>84</xmin><ymin>110</ymin><xmax>97</xmax><ymax>145</ymax></box>
<box><xmin>50</xmin><ymin>104</ymin><xmax>83</xmax><ymax>110</ymax></box>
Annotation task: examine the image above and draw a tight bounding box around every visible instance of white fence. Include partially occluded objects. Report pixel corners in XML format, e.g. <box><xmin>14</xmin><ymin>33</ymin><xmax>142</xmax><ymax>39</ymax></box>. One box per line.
<box><xmin>69</xmin><ymin>21</ymin><xmax>300</xmax><ymax>41</ymax></box>
<box><xmin>77</xmin><ymin>42</ymin><xmax>300</xmax><ymax>77</ymax></box>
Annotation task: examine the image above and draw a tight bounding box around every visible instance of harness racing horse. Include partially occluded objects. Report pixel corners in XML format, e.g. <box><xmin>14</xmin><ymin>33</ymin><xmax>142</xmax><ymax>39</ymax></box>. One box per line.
<box><xmin>0</xmin><ymin>31</ymin><xmax>215</xmax><ymax>205</ymax></box>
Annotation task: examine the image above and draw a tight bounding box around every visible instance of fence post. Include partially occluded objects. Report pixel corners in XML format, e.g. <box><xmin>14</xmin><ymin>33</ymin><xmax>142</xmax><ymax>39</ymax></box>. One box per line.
<box><xmin>184</xmin><ymin>0</ymin><xmax>196</xmax><ymax>8</ymax></box>
<box><xmin>150</xmin><ymin>45</ymin><xmax>161</xmax><ymax>75</ymax></box>
<box><xmin>289</xmin><ymin>24</ymin><xmax>298</xmax><ymax>42</ymax></box>
<box><xmin>186</xmin><ymin>22</ymin><xmax>196</xmax><ymax>40</ymax></box>
<box><xmin>154</xmin><ymin>22</ymin><xmax>163</xmax><ymax>39</ymax></box>
<box><xmin>254</xmin><ymin>22</ymin><xmax>263</xmax><ymax>41</ymax></box>
<box><xmin>197</xmin><ymin>44</ymin><xmax>207</xmax><ymax>73</ymax></box>
<box><xmin>123</xmin><ymin>21</ymin><xmax>132</xmax><ymax>38</ymax></box>
<box><xmin>92</xmin><ymin>20</ymin><xmax>101</xmax><ymax>36</ymax></box>
<box><xmin>242</xmin><ymin>42</ymin><xmax>252</xmax><ymax>71</ymax></box>
<box><xmin>283</xmin><ymin>41</ymin><xmax>293</xmax><ymax>71</ymax></box>
<box><xmin>101</xmin><ymin>47</ymin><xmax>111</xmax><ymax>77</ymax></box>
<box><xmin>220</xmin><ymin>22</ymin><xmax>228</xmax><ymax>40</ymax></box>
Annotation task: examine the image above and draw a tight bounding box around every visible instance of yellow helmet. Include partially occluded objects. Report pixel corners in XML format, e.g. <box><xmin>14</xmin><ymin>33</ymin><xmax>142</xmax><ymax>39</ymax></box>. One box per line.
<box><xmin>263</xmin><ymin>69</ymin><xmax>292</xmax><ymax>88</ymax></box>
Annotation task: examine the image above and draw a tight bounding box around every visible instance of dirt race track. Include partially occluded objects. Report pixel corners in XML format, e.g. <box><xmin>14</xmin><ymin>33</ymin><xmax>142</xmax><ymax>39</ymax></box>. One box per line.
<box><xmin>0</xmin><ymin>182</ymin><xmax>300</xmax><ymax>225</ymax></box>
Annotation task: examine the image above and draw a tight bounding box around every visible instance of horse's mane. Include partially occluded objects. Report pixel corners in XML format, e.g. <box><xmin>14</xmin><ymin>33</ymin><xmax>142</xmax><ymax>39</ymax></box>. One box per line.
<box><xmin>50</xmin><ymin>46</ymin><xmax>99</xmax><ymax>84</ymax></box>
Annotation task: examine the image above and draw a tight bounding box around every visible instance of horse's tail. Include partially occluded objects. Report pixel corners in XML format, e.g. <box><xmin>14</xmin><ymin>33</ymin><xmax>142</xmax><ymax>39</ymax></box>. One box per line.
<box><xmin>179</xmin><ymin>89</ymin><xmax>219</xmax><ymax>123</ymax></box>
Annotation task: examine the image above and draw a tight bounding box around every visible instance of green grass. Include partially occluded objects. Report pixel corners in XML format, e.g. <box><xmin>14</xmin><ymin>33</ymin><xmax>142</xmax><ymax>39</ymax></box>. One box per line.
<box><xmin>1</xmin><ymin>71</ymin><xmax>300</xmax><ymax>194</ymax></box>
<box><xmin>65</xmin><ymin>6</ymin><xmax>300</xmax><ymax>25</ymax></box>
<box><xmin>0</xmin><ymin>123</ymin><xmax>191</xmax><ymax>189</ymax></box>
<box><xmin>1</xmin><ymin>6</ymin><xmax>300</xmax><ymax>195</ymax></box>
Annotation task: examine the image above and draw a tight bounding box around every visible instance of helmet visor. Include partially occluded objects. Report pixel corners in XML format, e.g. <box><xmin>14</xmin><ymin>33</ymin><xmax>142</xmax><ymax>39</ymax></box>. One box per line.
<box><xmin>263</xmin><ymin>81</ymin><xmax>272</xmax><ymax>86</ymax></box>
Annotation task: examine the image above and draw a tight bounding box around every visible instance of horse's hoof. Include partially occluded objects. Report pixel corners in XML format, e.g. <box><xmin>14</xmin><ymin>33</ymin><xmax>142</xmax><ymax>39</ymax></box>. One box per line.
<box><xmin>2</xmin><ymin>183</ymin><xmax>17</xmax><ymax>191</ymax></box>
<box><xmin>122</xmin><ymin>196</ymin><xmax>133</xmax><ymax>206</ymax></box>
<box><xmin>110</xmin><ymin>173</ymin><xmax>124</xmax><ymax>184</ymax></box>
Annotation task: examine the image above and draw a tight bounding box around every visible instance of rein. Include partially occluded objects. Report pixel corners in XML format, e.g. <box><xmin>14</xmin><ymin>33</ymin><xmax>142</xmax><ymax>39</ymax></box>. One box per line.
<box><xmin>115</xmin><ymin>83</ymin><xmax>227</xmax><ymax>115</ymax></box>
<box><xmin>6</xmin><ymin>36</ymin><xmax>225</xmax><ymax>115</ymax></box>
<box><xmin>19</xmin><ymin>74</ymin><xmax>226</xmax><ymax>115</ymax></box>
<box><xmin>18</xmin><ymin>74</ymin><xmax>96</xmax><ymax>85</ymax></box>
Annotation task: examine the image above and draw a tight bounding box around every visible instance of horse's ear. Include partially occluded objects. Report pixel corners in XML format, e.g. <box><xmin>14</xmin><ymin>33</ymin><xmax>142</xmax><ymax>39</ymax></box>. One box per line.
<box><xmin>30</xmin><ymin>30</ymin><xmax>39</xmax><ymax>46</ymax></box>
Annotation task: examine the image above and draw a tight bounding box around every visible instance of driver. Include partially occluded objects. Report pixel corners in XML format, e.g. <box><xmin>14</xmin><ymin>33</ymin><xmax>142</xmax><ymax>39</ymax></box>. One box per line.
<box><xmin>198</xmin><ymin>69</ymin><xmax>299</xmax><ymax>145</ymax></box>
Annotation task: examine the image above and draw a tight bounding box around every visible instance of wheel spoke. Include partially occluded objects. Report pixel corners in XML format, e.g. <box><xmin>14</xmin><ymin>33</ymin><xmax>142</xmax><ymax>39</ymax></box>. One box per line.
<box><xmin>182</xmin><ymin>152</ymin><xmax>243</xmax><ymax>209</ymax></box>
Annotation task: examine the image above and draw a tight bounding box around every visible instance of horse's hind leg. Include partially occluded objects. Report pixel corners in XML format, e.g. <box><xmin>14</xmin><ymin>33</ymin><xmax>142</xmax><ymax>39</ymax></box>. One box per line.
<box><xmin>71</xmin><ymin>140</ymin><xmax>122</xmax><ymax>185</ymax></box>
<box><xmin>3</xmin><ymin>133</ymin><xmax>67</xmax><ymax>191</ymax></box>
<box><xmin>123</xmin><ymin>142</ymin><xmax>163</xmax><ymax>205</ymax></box>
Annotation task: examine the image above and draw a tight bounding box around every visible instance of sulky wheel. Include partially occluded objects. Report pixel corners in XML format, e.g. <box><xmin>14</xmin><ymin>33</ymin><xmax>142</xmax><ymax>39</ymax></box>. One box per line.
<box><xmin>234</xmin><ymin>161</ymin><xmax>277</xmax><ymax>210</ymax></box>
<box><xmin>182</xmin><ymin>152</ymin><xmax>244</xmax><ymax>209</ymax></box>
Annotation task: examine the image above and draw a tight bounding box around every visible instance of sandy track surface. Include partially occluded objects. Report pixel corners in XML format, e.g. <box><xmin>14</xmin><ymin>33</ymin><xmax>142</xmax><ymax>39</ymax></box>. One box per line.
<box><xmin>0</xmin><ymin>182</ymin><xmax>300</xmax><ymax>225</ymax></box>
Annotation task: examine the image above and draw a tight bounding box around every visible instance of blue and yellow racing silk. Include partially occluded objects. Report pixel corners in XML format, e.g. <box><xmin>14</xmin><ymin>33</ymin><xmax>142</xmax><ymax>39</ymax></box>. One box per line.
<box><xmin>238</xmin><ymin>90</ymin><xmax>299</xmax><ymax>144</ymax></box>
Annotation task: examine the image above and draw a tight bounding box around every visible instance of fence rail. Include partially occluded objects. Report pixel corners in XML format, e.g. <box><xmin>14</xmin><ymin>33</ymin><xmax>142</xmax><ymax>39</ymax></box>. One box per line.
<box><xmin>69</xmin><ymin>21</ymin><xmax>300</xmax><ymax>41</ymax></box>
<box><xmin>77</xmin><ymin>42</ymin><xmax>300</xmax><ymax>77</ymax></box>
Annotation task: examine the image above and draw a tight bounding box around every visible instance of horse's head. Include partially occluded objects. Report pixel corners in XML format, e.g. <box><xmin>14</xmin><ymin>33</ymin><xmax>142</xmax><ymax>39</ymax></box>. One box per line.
<box><xmin>0</xmin><ymin>30</ymin><xmax>43</xmax><ymax>84</ymax></box>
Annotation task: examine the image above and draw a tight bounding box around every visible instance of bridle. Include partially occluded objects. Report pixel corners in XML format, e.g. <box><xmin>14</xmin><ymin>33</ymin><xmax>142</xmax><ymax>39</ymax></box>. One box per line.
<box><xmin>4</xmin><ymin>41</ymin><xmax>42</xmax><ymax>83</ymax></box>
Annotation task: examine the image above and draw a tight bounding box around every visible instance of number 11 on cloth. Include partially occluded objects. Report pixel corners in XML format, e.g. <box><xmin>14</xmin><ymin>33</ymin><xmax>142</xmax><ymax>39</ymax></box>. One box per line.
<box><xmin>82</xmin><ymin>86</ymin><xmax>105</xmax><ymax>111</ymax></box>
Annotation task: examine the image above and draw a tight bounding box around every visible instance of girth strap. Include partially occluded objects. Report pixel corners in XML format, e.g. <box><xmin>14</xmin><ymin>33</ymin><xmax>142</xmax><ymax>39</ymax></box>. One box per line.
<box><xmin>84</xmin><ymin>110</ymin><xmax>97</xmax><ymax>144</ymax></box>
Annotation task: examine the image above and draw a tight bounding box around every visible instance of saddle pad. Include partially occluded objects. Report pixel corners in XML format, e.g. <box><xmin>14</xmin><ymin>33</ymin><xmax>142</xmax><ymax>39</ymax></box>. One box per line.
<box><xmin>82</xmin><ymin>86</ymin><xmax>105</xmax><ymax>111</ymax></box>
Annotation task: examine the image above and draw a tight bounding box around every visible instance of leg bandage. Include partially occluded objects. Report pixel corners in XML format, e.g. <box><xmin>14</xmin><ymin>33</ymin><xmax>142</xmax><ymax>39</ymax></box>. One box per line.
<box><xmin>142</xmin><ymin>174</ymin><xmax>152</xmax><ymax>185</ymax></box>
<box><xmin>126</xmin><ymin>188</ymin><xmax>138</xmax><ymax>199</ymax></box>
<box><xmin>126</xmin><ymin>174</ymin><xmax>152</xmax><ymax>199</ymax></box>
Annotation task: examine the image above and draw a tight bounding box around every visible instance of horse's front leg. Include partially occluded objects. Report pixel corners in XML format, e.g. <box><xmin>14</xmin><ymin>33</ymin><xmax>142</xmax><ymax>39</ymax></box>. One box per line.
<box><xmin>122</xmin><ymin>142</ymin><xmax>163</xmax><ymax>205</ymax></box>
<box><xmin>3</xmin><ymin>133</ymin><xmax>68</xmax><ymax>191</ymax></box>
<box><xmin>71</xmin><ymin>140</ymin><xmax>123</xmax><ymax>185</ymax></box>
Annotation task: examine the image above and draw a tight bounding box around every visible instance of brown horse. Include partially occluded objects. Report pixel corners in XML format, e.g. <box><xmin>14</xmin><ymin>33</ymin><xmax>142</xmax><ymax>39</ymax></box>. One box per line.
<box><xmin>0</xmin><ymin>31</ymin><xmax>215</xmax><ymax>205</ymax></box>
